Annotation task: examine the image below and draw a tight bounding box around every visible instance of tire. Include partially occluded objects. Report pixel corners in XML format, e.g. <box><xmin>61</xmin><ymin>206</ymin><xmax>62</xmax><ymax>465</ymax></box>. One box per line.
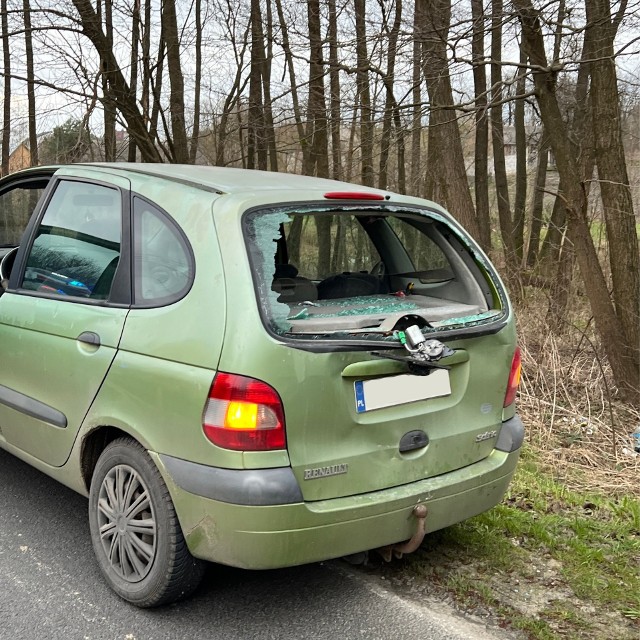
<box><xmin>88</xmin><ymin>437</ymin><xmax>205</xmax><ymax>607</ymax></box>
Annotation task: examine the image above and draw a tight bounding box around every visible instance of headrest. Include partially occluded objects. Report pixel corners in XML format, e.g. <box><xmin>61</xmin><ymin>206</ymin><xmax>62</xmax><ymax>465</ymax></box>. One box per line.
<box><xmin>274</xmin><ymin>263</ymin><xmax>299</xmax><ymax>278</ymax></box>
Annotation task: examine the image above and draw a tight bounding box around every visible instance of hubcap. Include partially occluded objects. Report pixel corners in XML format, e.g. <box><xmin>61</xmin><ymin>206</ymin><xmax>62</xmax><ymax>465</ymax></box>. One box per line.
<box><xmin>97</xmin><ymin>464</ymin><xmax>157</xmax><ymax>582</ymax></box>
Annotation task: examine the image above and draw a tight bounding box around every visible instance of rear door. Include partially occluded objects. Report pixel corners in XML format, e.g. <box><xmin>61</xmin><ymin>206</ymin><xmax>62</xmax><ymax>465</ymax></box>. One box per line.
<box><xmin>0</xmin><ymin>173</ymin><xmax>131</xmax><ymax>466</ymax></box>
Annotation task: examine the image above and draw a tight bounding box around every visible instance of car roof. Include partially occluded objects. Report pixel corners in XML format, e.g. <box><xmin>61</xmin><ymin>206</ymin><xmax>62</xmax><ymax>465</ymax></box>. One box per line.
<box><xmin>75</xmin><ymin>163</ymin><xmax>387</xmax><ymax>197</ymax></box>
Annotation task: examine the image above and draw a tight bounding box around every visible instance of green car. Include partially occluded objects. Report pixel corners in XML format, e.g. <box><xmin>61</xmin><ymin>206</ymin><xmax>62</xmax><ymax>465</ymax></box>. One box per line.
<box><xmin>0</xmin><ymin>164</ymin><xmax>523</xmax><ymax>607</ymax></box>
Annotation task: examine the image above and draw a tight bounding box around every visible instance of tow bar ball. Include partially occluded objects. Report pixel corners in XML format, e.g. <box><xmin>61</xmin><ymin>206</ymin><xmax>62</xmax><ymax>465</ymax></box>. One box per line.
<box><xmin>377</xmin><ymin>504</ymin><xmax>428</xmax><ymax>562</ymax></box>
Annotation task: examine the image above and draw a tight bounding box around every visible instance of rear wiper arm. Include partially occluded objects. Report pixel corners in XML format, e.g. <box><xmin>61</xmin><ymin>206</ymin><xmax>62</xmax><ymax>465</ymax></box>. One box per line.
<box><xmin>369</xmin><ymin>350</ymin><xmax>449</xmax><ymax>375</ymax></box>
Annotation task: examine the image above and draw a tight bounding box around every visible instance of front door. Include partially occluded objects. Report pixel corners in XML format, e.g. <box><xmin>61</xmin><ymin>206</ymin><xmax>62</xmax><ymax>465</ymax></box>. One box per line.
<box><xmin>0</xmin><ymin>174</ymin><xmax>130</xmax><ymax>466</ymax></box>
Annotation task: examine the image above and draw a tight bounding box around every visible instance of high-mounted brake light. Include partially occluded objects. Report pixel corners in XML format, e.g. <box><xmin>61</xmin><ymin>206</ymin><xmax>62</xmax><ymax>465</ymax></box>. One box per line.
<box><xmin>323</xmin><ymin>191</ymin><xmax>385</xmax><ymax>200</ymax></box>
<box><xmin>202</xmin><ymin>372</ymin><xmax>286</xmax><ymax>451</ymax></box>
<box><xmin>503</xmin><ymin>347</ymin><xmax>522</xmax><ymax>408</ymax></box>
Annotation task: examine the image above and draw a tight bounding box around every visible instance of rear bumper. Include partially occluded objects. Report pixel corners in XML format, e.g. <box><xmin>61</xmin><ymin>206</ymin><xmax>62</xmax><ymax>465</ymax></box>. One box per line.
<box><xmin>152</xmin><ymin>433</ymin><xmax>522</xmax><ymax>569</ymax></box>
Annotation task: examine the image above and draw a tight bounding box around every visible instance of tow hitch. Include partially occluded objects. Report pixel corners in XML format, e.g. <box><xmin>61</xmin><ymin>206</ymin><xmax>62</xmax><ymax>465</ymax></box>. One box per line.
<box><xmin>376</xmin><ymin>504</ymin><xmax>428</xmax><ymax>562</ymax></box>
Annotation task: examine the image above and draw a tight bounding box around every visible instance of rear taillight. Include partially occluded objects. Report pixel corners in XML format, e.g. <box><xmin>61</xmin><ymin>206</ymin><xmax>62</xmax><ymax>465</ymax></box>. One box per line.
<box><xmin>503</xmin><ymin>347</ymin><xmax>522</xmax><ymax>407</ymax></box>
<box><xmin>202</xmin><ymin>372</ymin><xmax>286</xmax><ymax>451</ymax></box>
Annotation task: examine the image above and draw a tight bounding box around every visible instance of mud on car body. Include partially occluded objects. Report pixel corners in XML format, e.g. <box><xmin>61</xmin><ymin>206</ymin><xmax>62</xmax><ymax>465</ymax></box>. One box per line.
<box><xmin>0</xmin><ymin>164</ymin><xmax>523</xmax><ymax>607</ymax></box>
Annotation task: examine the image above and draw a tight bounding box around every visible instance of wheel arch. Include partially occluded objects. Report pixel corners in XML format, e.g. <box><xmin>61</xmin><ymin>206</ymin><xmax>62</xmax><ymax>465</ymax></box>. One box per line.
<box><xmin>80</xmin><ymin>425</ymin><xmax>147</xmax><ymax>492</ymax></box>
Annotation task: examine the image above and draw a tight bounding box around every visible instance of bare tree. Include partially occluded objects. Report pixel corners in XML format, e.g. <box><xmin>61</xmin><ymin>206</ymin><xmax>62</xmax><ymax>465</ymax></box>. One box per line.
<box><xmin>128</xmin><ymin>0</ymin><xmax>141</xmax><ymax>161</ymax></box>
<box><xmin>419</xmin><ymin>0</ymin><xmax>479</xmax><ymax>237</ymax></box>
<box><xmin>490</xmin><ymin>0</ymin><xmax>517</xmax><ymax>281</ymax></box>
<box><xmin>305</xmin><ymin>0</ymin><xmax>329</xmax><ymax>179</ymax></box>
<box><xmin>307</xmin><ymin>0</ymin><xmax>331</xmax><ymax>274</ymax></box>
<box><xmin>327</xmin><ymin>0</ymin><xmax>343</xmax><ymax>181</ymax></box>
<box><xmin>586</xmin><ymin>0</ymin><xmax>640</xmax><ymax>386</ymax></box>
<box><xmin>409</xmin><ymin>0</ymin><xmax>423</xmax><ymax>197</ymax></box>
<box><xmin>100</xmin><ymin>0</ymin><xmax>116</xmax><ymax>161</ymax></box>
<box><xmin>513</xmin><ymin>43</ymin><xmax>527</xmax><ymax>261</ymax></box>
<box><xmin>355</xmin><ymin>0</ymin><xmax>374</xmax><ymax>187</ymax></box>
<box><xmin>189</xmin><ymin>0</ymin><xmax>202</xmax><ymax>163</ymax></box>
<box><xmin>471</xmin><ymin>0</ymin><xmax>491</xmax><ymax>251</ymax></box>
<box><xmin>247</xmin><ymin>0</ymin><xmax>267</xmax><ymax>170</ymax></box>
<box><xmin>262</xmin><ymin>0</ymin><xmax>278</xmax><ymax>171</ymax></box>
<box><xmin>23</xmin><ymin>0</ymin><xmax>38</xmax><ymax>166</ymax></box>
<box><xmin>162</xmin><ymin>0</ymin><xmax>189</xmax><ymax>162</ymax></box>
<box><xmin>525</xmin><ymin>131</ymin><xmax>548</xmax><ymax>267</ymax></box>
<box><xmin>72</xmin><ymin>0</ymin><xmax>162</xmax><ymax>161</ymax></box>
<box><xmin>378</xmin><ymin>0</ymin><xmax>402</xmax><ymax>191</ymax></box>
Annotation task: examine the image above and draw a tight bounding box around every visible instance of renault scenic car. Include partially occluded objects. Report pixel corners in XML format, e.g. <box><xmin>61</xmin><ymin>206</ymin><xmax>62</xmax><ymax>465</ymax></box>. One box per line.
<box><xmin>0</xmin><ymin>164</ymin><xmax>523</xmax><ymax>607</ymax></box>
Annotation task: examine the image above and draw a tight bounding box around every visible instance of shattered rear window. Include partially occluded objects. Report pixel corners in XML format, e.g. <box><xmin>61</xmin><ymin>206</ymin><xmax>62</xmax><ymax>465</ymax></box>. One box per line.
<box><xmin>244</xmin><ymin>206</ymin><xmax>506</xmax><ymax>341</ymax></box>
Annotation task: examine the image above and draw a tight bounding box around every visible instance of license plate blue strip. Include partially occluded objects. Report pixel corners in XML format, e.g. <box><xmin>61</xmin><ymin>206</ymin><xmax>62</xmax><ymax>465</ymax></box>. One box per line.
<box><xmin>354</xmin><ymin>380</ymin><xmax>366</xmax><ymax>413</ymax></box>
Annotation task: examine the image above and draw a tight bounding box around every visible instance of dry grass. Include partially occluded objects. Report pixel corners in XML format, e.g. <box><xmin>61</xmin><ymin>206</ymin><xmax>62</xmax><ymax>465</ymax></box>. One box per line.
<box><xmin>516</xmin><ymin>293</ymin><xmax>640</xmax><ymax>497</ymax></box>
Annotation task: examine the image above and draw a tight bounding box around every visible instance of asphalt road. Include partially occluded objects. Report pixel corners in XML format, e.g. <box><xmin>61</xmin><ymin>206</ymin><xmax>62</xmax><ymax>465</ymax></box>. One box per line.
<box><xmin>0</xmin><ymin>448</ymin><xmax>519</xmax><ymax>640</ymax></box>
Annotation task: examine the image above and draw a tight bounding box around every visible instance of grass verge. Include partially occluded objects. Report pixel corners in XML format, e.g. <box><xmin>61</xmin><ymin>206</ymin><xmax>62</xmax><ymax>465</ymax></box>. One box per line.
<box><xmin>369</xmin><ymin>447</ymin><xmax>639</xmax><ymax>640</ymax></box>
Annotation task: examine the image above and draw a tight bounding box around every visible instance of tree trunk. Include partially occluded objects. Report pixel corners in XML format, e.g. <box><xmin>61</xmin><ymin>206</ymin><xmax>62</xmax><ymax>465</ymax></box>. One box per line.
<box><xmin>307</xmin><ymin>0</ymin><xmax>331</xmax><ymax>273</ymax></box>
<box><xmin>525</xmin><ymin>131</ymin><xmax>548</xmax><ymax>267</ymax></box>
<box><xmin>354</xmin><ymin>0</ymin><xmax>374</xmax><ymax>187</ymax></box>
<box><xmin>247</xmin><ymin>0</ymin><xmax>267</xmax><ymax>170</ymax></box>
<box><xmin>539</xmin><ymin>190</ymin><xmax>566</xmax><ymax>268</ymax></box>
<box><xmin>327</xmin><ymin>0</ymin><xmax>343</xmax><ymax>181</ymax></box>
<box><xmin>586</xmin><ymin>0</ymin><xmax>640</xmax><ymax>390</ymax></box>
<box><xmin>418</xmin><ymin>0</ymin><xmax>479</xmax><ymax>237</ymax></box>
<box><xmin>189</xmin><ymin>0</ymin><xmax>202</xmax><ymax>163</ymax></box>
<box><xmin>513</xmin><ymin>44</ymin><xmax>528</xmax><ymax>261</ymax></box>
<box><xmin>305</xmin><ymin>0</ymin><xmax>329</xmax><ymax>179</ymax></box>
<box><xmin>490</xmin><ymin>0</ymin><xmax>517</xmax><ymax>282</ymax></box>
<box><xmin>526</xmin><ymin>0</ymin><xmax>565</xmax><ymax>268</ymax></box>
<box><xmin>471</xmin><ymin>0</ymin><xmax>491</xmax><ymax>251</ymax></box>
<box><xmin>216</xmin><ymin>12</ymin><xmax>250</xmax><ymax>167</ymax></box>
<box><xmin>393</xmin><ymin>95</ymin><xmax>407</xmax><ymax>194</ymax></box>
<box><xmin>424</xmin><ymin>123</ymin><xmax>444</xmax><ymax>204</ymax></box>
<box><xmin>99</xmin><ymin>0</ymin><xmax>116</xmax><ymax>162</ymax></box>
<box><xmin>1</xmin><ymin>0</ymin><xmax>9</xmax><ymax>176</ymax></box>
<box><xmin>345</xmin><ymin>94</ymin><xmax>359</xmax><ymax>183</ymax></box>
<box><xmin>262</xmin><ymin>0</ymin><xmax>278</xmax><ymax>171</ymax></box>
<box><xmin>141</xmin><ymin>0</ymin><xmax>151</xmax><ymax>128</ymax></box>
<box><xmin>128</xmin><ymin>0</ymin><xmax>141</xmax><ymax>162</ymax></box>
<box><xmin>275</xmin><ymin>0</ymin><xmax>308</xmax><ymax>170</ymax></box>
<box><xmin>378</xmin><ymin>0</ymin><xmax>402</xmax><ymax>190</ymax></box>
<box><xmin>409</xmin><ymin>0</ymin><xmax>423</xmax><ymax>197</ymax></box>
<box><xmin>161</xmin><ymin>0</ymin><xmax>189</xmax><ymax>163</ymax></box>
<box><xmin>546</xmin><ymin>232</ymin><xmax>575</xmax><ymax>331</ymax></box>
<box><xmin>23</xmin><ymin>0</ymin><xmax>38</xmax><ymax>166</ymax></box>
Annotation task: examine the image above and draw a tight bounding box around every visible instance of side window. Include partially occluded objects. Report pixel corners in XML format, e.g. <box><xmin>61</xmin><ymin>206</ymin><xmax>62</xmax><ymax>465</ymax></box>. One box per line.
<box><xmin>0</xmin><ymin>181</ymin><xmax>48</xmax><ymax>247</ymax></box>
<box><xmin>133</xmin><ymin>197</ymin><xmax>192</xmax><ymax>305</ymax></box>
<box><xmin>387</xmin><ymin>218</ymin><xmax>452</xmax><ymax>276</ymax></box>
<box><xmin>22</xmin><ymin>181</ymin><xmax>121</xmax><ymax>299</ymax></box>
<box><xmin>283</xmin><ymin>214</ymin><xmax>380</xmax><ymax>280</ymax></box>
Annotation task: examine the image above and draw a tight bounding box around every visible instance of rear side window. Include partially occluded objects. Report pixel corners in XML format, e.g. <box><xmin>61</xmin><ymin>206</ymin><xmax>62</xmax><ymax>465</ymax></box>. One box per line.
<box><xmin>387</xmin><ymin>218</ymin><xmax>452</xmax><ymax>278</ymax></box>
<box><xmin>133</xmin><ymin>197</ymin><xmax>192</xmax><ymax>305</ymax></box>
<box><xmin>22</xmin><ymin>181</ymin><xmax>121</xmax><ymax>299</ymax></box>
<box><xmin>0</xmin><ymin>181</ymin><xmax>48</xmax><ymax>247</ymax></box>
<box><xmin>284</xmin><ymin>214</ymin><xmax>380</xmax><ymax>280</ymax></box>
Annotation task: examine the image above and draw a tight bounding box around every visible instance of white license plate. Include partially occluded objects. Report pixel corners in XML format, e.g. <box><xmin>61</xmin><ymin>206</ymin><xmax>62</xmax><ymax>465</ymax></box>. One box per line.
<box><xmin>354</xmin><ymin>370</ymin><xmax>451</xmax><ymax>413</ymax></box>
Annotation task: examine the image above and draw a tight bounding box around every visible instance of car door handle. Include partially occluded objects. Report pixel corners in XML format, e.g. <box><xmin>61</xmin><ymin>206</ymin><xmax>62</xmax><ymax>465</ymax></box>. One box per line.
<box><xmin>77</xmin><ymin>331</ymin><xmax>101</xmax><ymax>347</ymax></box>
